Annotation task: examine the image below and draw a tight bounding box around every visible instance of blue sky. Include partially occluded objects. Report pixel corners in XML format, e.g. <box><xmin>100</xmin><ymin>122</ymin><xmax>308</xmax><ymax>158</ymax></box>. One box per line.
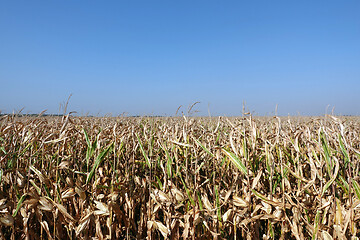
<box><xmin>1</xmin><ymin>1</ymin><xmax>359</xmax><ymax>116</ymax></box>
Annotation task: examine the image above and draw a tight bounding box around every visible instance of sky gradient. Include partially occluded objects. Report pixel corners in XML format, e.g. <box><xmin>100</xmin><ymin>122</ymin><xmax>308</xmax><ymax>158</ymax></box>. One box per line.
<box><xmin>1</xmin><ymin>1</ymin><xmax>359</xmax><ymax>116</ymax></box>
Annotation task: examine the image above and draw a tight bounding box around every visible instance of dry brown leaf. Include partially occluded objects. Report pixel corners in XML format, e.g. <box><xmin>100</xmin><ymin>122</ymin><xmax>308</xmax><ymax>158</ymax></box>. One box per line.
<box><xmin>58</xmin><ymin>161</ymin><xmax>70</xmax><ymax>169</ymax></box>
<box><xmin>152</xmin><ymin>189</ymin><xmax>169</xmax><ymax>203</ymax></box>
<box><xmin>273</xmin><ymin>206</ymin><xmax>283</xmax><ymax>219</ymax></box>
<box><xmin>251</xmin><ymin>170</ymin><xmax>263</xmax><ymax>189</ymax></box>
<box><xmin>94</xmin><ymin>200</ymin><xmax>109</xmax><ymax>216</ymax></box>
<box><xmin>55</xmin><ymin>202</ymin><xmax>75</xmax><ymax>222</ymax></box>
<box><xmin>222</xmin><ymin>209</ymin><xmax>232</xmax><ymax>222</ymax></box>
<box><xmin>61</xmin><ymin>188</ymin><xmax>76</xmax><ymax>199</ymax></box>
<box><xmin>154</xmin><ymin>220</ymin><xmax>169</xmax><ymax>238</ymax></box>
<box><xmin>261</xmin><ymin>201</ymin><xmax>272</xmax><ymax>214</ymax></box>
<box><xmin>321</xmin><ymin>230</ymin><xmax>332</xmax><ymax>240</ymax></box>
<box><xmin>40</xmin><ymin>221</ymin><xmax>53</xmax><ymax>240</ymax></box>
<box><xmin>170</xmin><ymin>187</ymin><xmax>185</xmax><ymax>202</ymax></box>
<box><xmin>233</xmin><ymin>196</ymin><xmax>248</xmax><ymax>208</ymax></box>
<box><xmin>202</xmin><ymin>194</ymin><xmax>214</xmax><ymax>212</ymax></box>
<box><xmin>0</xmin><ymin>213</ymin><xmax>14</xmax><ymax>226</ymax></box>
<box><xmin>0</xmin><ymin>199</ymin><xmax>7</xmax><ymax>210</ymax></box>
<box><xmin>222</xmin><ymin>188</ymin><xmax>232</xmax><ymax>205</ymax></box>
<box><xmin>334</xmin><ymin>224</ymin><xmax>345</xmax><ymax>239</ymax></box>
<box><xmin>38</xmin><ymin>197</ymin><xmax>53</xmax><ymax>212</ymax></box>
<box><xmin>75</xmin><ymin>186</ymin><xmax>86</xmax><ymax>200</ymax></box>
<box><xmin>76</xmin><ymin>211</ymin><xmax>93</xmax><ymax>236</ymax></box>
<box><xmin>95</xmin><ymin>216</ymin><xmax>104</xmax><ymax>240</ymax></box>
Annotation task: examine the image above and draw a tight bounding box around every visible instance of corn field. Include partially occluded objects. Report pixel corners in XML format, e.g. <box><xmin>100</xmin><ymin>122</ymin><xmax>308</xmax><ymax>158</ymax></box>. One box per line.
<box><xmin>1</xmin><ymin>114</ymin><xmax>360</xmax><ymax>239</ymax></box>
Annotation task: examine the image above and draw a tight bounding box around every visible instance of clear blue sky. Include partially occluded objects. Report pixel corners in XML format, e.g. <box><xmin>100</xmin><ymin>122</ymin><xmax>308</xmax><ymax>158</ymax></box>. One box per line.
<box><xmin>1</xmin><ymin>1</ymin><xmax>359</xmax><ymax>116</ymax></box>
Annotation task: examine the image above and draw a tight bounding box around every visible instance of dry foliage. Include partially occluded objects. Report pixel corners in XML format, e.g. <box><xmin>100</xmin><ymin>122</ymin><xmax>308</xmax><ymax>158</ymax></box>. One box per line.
<box><xmin>1</xmin><ymin>114</ymin><xmax>360</xmax><ymax>239</ymax></box>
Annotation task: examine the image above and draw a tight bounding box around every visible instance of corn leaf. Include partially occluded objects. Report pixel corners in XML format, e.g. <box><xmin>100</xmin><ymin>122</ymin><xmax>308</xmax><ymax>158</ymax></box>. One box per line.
<box><xmin>86</xmin><ymin>143</ymin><xmax>113</xmax><ymax>184</ymax></box>
<box><xmin>136</xmin><ymin>133</ymin><xmax>151</xmax><ymax>169</ymax></box>
<box><xmin>13</xmin><ymin>194</ymin><xmax>27</xmax><ymax>217</ymax></box>
<box><xmin>222</xmin><ymin>149</ymin><xmax>248</xmax><ymax>176</ymax></box>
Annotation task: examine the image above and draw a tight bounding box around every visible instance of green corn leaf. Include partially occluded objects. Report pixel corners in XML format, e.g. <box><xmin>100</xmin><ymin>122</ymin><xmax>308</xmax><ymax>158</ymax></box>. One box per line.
<box><xmin>265</xmin><ymin>143</ymin><xmax>271</xmax><ymax>174</ymax></box>
<box><xmin>179</xmin><ymin>175</ymin><xmax>195</xmax><ymax>206</ymax></box>
<box><xmin>83</xmin><ymin>128</ymin><xmax>97</xmax><ymax>170</ymax></box>
<box><xmin>222</xmin><ymin>149</ymin><xmax>248</xmax><ymax>176</ymax></box>
<box><xmin>83</xmin><ymin>128</ymin><xmax>91</xmax><ymax>148</ymax></box>
<box><xmin>321</xmin><ymin>157</ymin><xmax>339</xmax><ymax>197</ymax></box>
<box><xmin>29</xmin><ymin>180</ymin><xmax>41</xmax><ymax>195</ymax></box>
<box><xmin>197</xmin><ymin>191</ymin><xmax>203</xmax><ymax>211</ymax></box>
<box><xmin>0</xmin><ymin>146</ymin><xmax>7</xmax><ymax>154</ymax></box>
<box><xmin>352</xmin><ymin>179</ymin><xmax>360</xmax><ymax>200</ymax></box>
<box><xmin>155</xmin><ymin>176</ymin><xmax>163</xmax><ymax>190</ymax></box>
<box><xmin>136</xmin><ymin>134</ymin><xmax>151</xmax><ymax>169</ymax></box>
<box><xmin>19</xmin><ymin>142</ymin><xmax>31</xmax><ymax>157</ymax></box>
<box><xmin>13</xmin><ymin>194</ymin><xmax>27</xmax><ymax>217</ymax></box>
<box><xmin>339</xmin><ymin>134</ymin><xmax>350</xmax><ymax>167</ymax></box>
<box><xmin>86</xmin><ymin>143</ymin><xmax>113</xmax><ymax>184</ymax></box>
<box><xmin>160</xmin><ymin>143</ymin><xmax>173</xmax><ymax>178</ymax></box>
<box><xmin>320</xmin><ymin>131</ymin><xmax>333</xmax><ymax>176</ymax></box>
<box><xmin>195</xmin><ymin>161</ymin><xmax>205</xmax><ymax>174</ymax></box>
<box><xmin>337</xmin><ymin>176</ymin><xmax>349</xmax><ymax>195</ymax></box>
<box><xmin>252</xmin><ymin>189</ymin><xmax>269</xmax><ymax>202</ymax></box>
<box><xmin>44</xmin><ymin>184</ymin><xmax>51</xmax><ymax>198</ymax></box>
<box><xmin>268</xmin><ymin>222</ymin><xmax>274</xmax><ymax>238</ymax></box>
<box><xmin>194</xmin><ymin>138</ymin><xmax>214</xmax><ymax>157</ymax></box>
<box><xmin>312</xmin><ymin>210</ymin><xmax>321</xmax><ymax>240</ymax></box>
<box><xmin>215</xmin><ymin>185</ymin><xmax>221</xmax><ymax>222</ymax></box>
<box><xmin>243</xmin><ymin>137</ymin><xmax>248</xmax><ymax>161</ymax></box>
